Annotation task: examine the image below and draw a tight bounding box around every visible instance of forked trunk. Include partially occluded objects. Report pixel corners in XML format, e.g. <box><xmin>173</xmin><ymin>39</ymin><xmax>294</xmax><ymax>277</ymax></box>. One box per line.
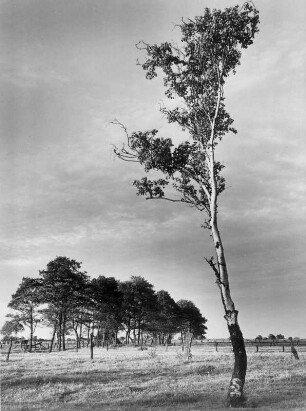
<box><xmin>225</xmin><ymin>310</ymin><xmax>247</xmax><ymax>407</ymax></box>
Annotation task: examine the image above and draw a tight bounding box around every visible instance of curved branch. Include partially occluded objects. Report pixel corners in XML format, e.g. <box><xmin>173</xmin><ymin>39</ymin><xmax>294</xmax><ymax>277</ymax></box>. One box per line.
<box><xmin>146</xmin><ymin>196</ymin><xmax>206</xmax><ymax>212</ymax></box>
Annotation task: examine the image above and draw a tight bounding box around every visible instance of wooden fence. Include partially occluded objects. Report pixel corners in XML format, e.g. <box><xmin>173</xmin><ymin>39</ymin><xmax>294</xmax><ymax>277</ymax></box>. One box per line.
<box><xmin>1</xmin><ymin>339</ymin><xmax>305</xmax><ymax>355</ymax></box>
<box><xmin>197</xmin><ymin>340</ymin><xmax>306</xmax><ymax>353</ymax></box>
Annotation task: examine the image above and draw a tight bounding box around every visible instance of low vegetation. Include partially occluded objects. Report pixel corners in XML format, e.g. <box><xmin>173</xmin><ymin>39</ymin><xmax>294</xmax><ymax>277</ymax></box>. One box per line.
<box><xmin>1</xmin><ymin>345</ymin><xmax>305</xmax><ymax>410</ymax></box>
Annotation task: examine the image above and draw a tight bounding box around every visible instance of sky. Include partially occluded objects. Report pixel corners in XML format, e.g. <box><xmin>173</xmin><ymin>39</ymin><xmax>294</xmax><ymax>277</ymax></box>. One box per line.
<box><xmin>1</xmin><ymin>0</ymin><xmax>305</xmax><ymax>340</ymax></box>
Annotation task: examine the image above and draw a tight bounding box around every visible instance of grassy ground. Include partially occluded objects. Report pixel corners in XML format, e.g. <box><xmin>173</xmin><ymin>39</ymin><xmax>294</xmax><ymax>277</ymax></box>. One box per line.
<box><xmin>1</xmin><ymin>345</ymin><xmax>306</xmax><ymax>410</ymax></box>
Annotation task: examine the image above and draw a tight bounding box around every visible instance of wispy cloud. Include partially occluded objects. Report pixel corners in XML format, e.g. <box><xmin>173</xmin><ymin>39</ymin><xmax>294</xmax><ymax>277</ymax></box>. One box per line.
<box><xmin>0</xmin><ymin>62</ymin><xmax>69</xmax><ymax>88</ymax></box>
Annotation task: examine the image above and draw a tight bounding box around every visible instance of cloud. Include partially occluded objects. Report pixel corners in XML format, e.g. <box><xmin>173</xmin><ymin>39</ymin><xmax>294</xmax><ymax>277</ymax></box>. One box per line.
<box><xmin>0</xmin><ymin>62</ymin><xmax>69</xmax><ymax>88</ymax></box>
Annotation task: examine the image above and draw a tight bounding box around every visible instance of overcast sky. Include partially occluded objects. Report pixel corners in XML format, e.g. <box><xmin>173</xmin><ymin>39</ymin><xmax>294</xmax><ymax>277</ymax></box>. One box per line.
<box><xmin>1</xmin><ymin>0</ymin><xmax>305</xmax><ymax>339</ymax></box>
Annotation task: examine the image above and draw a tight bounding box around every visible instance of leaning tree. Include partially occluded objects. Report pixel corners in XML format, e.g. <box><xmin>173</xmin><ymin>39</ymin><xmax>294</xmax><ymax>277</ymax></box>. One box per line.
<box><xmin>113</xmin><ymin>3</ymin><xmax>259</xmax><ymax>407</ymax></box>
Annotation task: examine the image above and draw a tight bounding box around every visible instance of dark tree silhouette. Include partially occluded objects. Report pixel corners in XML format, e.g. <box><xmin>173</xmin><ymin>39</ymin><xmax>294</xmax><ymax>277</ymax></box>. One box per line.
<box><xmin>39</xmin><ymin>256</ymin><xmax>89</xmax><ymax>350</ymax></box>
<box><xmin>7</xmin><ymin>277</ymin><xmax>42</xmax><ymax>351</ymax></box>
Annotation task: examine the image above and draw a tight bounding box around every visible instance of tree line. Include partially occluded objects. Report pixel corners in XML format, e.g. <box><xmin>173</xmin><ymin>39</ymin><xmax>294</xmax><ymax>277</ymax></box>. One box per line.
<box><xmin>255</xmin><ymin>334</ymin><xmax>301</xmax><ymax>342</ymax></box>
<box><xmin>1</xmin><ymin>256</ymin><xmax>207</xmax><ymax>351</ymax></box>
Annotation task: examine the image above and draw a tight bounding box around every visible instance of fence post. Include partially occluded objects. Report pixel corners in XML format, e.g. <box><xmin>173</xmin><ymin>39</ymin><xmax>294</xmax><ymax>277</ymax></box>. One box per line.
<box><xmin>215</xmin><ymin>342</ymin><xmax>218</xmax><ymax>352</ymax></box>
<box><xmin>256</xmin><ymin>345</ymin><xmax>259</xmax><ymax>353</ymax></box>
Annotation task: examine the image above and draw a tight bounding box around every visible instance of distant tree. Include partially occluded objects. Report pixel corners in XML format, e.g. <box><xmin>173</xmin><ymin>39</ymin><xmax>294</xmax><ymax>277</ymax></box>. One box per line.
<box><xmin>90</xmin><ymin>276</ymin><xmax>123</xmax><ymax>344</ymax></box>
<box><xmin>255</xmin><ymin>335</ymin><xmax>263</xmax><ymax>342</ymax></box>
<box><xmin>276</xmin><ymin>334</ymin><xmax>284</xmax><ymax>340</ymax></box>
<box><xmin>7</xmin><ymin>277</ymin><xmax>42</xmax><ymax>352</ymax></box>
<box><xmin>119</xmin><ymin>276</ymin><xmax>158</xmax><ymax>345</ymax></box>
<box><xmin>39</xmin><ymin>257</ymin><xmax>89</xmax><ymax>350</ymax></box>
<box><xmin>113</xmin><ymin>3</ymin><xmax>259</xmax><ymax>406</ymax></box>
<box><xmin>150</xmin><ymin>290</ymin><xmax>181</xmax><ymax>344</ymax></box>
<box><xmin>1</xmin><ymin>319</ymin><xmax>24</xmax><ymax>340</ymax></box>
<box><xmin>268</xmin><ymin>334</ymin><xmax>276</xmax><ymax>341</ymax></box>
<box><xmin>177</xmin><ymin>299</ymin><xmax>207</xmax><ymax>339</ymax></box>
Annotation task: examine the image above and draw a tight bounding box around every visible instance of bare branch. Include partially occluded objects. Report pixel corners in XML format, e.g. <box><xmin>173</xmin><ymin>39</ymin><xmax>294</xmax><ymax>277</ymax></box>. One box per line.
<box><xmin>136</xmin><ymin>40</ymin><xmax>149</xmax><ymax>50</ymax></box>
<box><xmin>145</xmin><ymin>196</ymin><xmax>184</xmax><ymax>203</ymax></box>
<box><xmin>146</xmin><ymin>196</ymin><xmax>206</xmax><ymax>211</ymax></box>
<box><xmin>110</xmin><ymin>119</ymin><xmax>130</xmax><ymax>140</ymax></box>
<box><xmin>204</xmin><ymin>256</ymin><xmax>220</xmax><ymax>278</ymax></box>
<box><xmin>111</xmin><ymin>119</ymin><xmax>141</xmax><ymax>163</ymax></box>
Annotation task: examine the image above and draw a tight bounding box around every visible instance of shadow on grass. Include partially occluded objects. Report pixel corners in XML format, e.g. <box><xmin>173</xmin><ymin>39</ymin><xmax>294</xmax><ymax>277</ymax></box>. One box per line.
<box><xmin>2</xmin><ymin>370</ymin><xmax>121</xmax><ymax>388</ymax></box>
<box><xmin>2</xmin><ymin>368</ymin><xmax>166</xmax><ymax>389</ymax></box>
<box><xmin>2</xmin><ymin>391</ymin><xmax>228</xmax><ymax>411</ymax></box>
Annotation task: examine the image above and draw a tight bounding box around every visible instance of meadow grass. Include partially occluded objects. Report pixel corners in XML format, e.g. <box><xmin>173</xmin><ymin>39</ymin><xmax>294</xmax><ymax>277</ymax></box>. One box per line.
<box><xmin>1</xmin><ymin>345</ymin><xmax>306</xmax><ymax>410</ymax></box>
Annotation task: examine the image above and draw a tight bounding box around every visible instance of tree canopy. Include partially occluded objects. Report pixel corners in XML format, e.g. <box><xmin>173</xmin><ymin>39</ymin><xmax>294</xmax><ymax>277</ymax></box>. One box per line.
<box><xmin>114</xmin><ymin>3</ymin><xmax>259</xmax><ymax>217</ymax></box>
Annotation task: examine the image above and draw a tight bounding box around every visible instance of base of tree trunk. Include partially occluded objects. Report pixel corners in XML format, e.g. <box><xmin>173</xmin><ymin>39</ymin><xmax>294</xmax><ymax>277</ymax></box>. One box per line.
<box><xmin>225</xmin><ymin>310</ymin><xmax>247</xmax><ymax>408</ymax></box>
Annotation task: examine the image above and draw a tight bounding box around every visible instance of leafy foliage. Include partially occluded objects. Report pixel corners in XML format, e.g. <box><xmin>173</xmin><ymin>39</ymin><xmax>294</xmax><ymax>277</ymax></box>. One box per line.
<box><xmin>1</xmin><ymin>319</ymin><xmax>24</xmax><ymax>338</ymax></box>
<box><xmin>6</xmin><ymin>277</ymin><xmax>42</xmax><ymax>349</ymax></box>
<box><xmin>114</xmin><ymin>3</ymin><xmax>259</xmax><ymax>216</ymax></box>
<box><xmin>177</xmin><ymin>299</ymin><xmax>208</xmax><ymax>338</ymax></box>
<box><xmin>90</xmin><ymin>276</ymin><xmax>124</xmax><ymax>341</ymax></box>
<box><xmin>38</xmin><ymin>257</ymin><xmax>89</xmax><ymax>350</ymax></box>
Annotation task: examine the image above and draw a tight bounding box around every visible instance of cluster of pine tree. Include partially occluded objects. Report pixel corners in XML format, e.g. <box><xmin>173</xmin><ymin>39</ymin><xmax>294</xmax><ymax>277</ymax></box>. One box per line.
<box><xmin>1</xmin><ymin>256</ymin><xmax>207</xmax><ymax>351</ymax></box>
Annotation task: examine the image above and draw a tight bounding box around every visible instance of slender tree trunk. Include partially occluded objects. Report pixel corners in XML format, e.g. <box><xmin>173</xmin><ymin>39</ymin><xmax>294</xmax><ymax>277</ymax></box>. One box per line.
<box><xmin>102</xmin><ymin>329</ymin><xmax>106</xmax><ymax>347</ymax></box>
<box><xmin>28</xmin><ymin>306</ymin><xmax>34</xmax><ymax>353</ymax></box>
<box><xmin>208</xmin><ymin>217</ymin><xmax>247</xmax><ymax>406</ymax></box>
<box><xmin>208</xmin><ymin>220</ymin><xmax>247</xmax><ymax>406</ymax></box>
<box><xmin>87</xmin><ymin>326</ymin><xmax>90</xmax><ymax>347</ymax></box>
<box><xmin>79</xmin><ymin>322</ymin><xmax>83</xmax><ymax>346</ymax></box>
<box><xmin>73</xmin><ymin>328</ymin><xmax>79</xmax><ymax>352</ymax></box>
<box><xmin>137</xmin><ymin>323</ymin><xmax>141</xmax><ymax>345</ymax></box>
<box><xmin>58</xmin><ymin>312</ymin><xmax>62</xmax><ymax>351</ymax></box>
<box><xmin>206</xmin><ymin>111</ymin><xmax>247</xmax><ymax>406</ymax></box>
<box><xmin>90</xmin><ymin>332</ymin><xmax>94</xmax><ymax>359</ymax></box>
<box><xmin>62</xmin><ymin>314</ymin><xmax>66</xmax><ymax>351</ymax></box>
<box><xmin>133</xmin><ymin>326</ymin><xmax>136</xmax><ymax>345</ymax></box>
<box><xmin>6</xmin><ymin>339</ymin><xmax>13</xmax><ymax>362</ymax></box>
<box><xmin>49</xmin><ymin>325</ymin><xmax>57</xmax><ymax>353</ymax></box>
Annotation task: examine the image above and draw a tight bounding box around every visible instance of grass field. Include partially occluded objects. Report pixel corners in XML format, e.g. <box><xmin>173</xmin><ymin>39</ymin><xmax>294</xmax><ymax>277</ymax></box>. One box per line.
<box><xmin>1</xmin><ymin>345</ymin><xmax>306</xmax><ymax>410</ymax></box>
